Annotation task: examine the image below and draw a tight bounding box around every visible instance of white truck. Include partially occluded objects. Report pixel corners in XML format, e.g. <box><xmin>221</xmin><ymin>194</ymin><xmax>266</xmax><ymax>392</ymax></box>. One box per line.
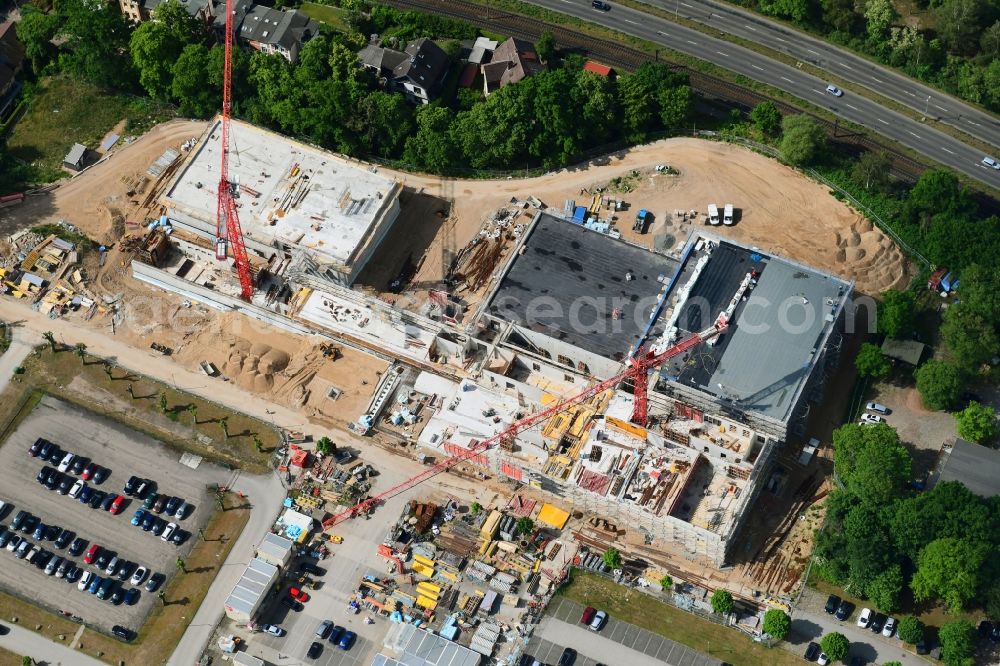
<box><xmin>723</xmin><ymin>203</ymin><xmax>734</xmax><ymax>225</ymax></box>
<box><xmin>707</xmin><ymin>203</ymin><xmax>720</xmax><ymax>225</ymax></box>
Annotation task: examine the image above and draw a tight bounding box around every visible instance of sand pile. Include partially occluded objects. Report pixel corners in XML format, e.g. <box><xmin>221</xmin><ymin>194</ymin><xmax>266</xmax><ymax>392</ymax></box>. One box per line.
<box><xmin>222</xmin><ymin>338</ymin><xmax>291</xmax><ymax>393</ymax></box>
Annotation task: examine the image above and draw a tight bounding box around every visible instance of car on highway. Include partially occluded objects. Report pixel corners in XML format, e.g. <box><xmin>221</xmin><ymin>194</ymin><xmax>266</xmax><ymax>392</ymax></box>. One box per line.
<box><xmin>860</xmin><ymin>413</ymin><xmax>883</xmax><ymax>424</ymax></box>
<box><xmin>857</xmin><ymin>607</ymin><xmax>873</xmax><ymax>628</ymax></box>
<box><xmin>262</xmin><ymin>624</ymin><xmax>286</xmax><ymax>637</ymax></box>
<box><xmin>307</xmin><ymin>642</ymin><xmax>323</xmax><ymax>659</ymax></box>
<box><xmin>983</xmin><ymin>156</ymin><xmax>1000</xmax><ymax>170</ymax></box>
<box><xmin>883</xmin><ymin>616</ymin><xmax>897</xmax><ymax>638</ymax></box>
<box><xmin>592</xmin><ymin>0</ymin><xmax>611</xmax><ymax>9</ymax></box>
<box><xmin>826</xmin><ymin>84</ymin><xmax>844</xmax><ymax>97</ymax></box>
<box><xmin>589</xmin><ymin>610</ymin><xmax>607</xmax><ymax>631</ymax></box>
<box><xmin>78</xmin><ymin>570</ymin><xmax>93</xmax><ymax>591</ymax></box>
<box><xmin>338</xmin><ymin>630</ymin><xmax>355</xmax><ymax>650</ymax></box>
<box><xmin>145</xmin><ymin>572</ymin><xmax>165</xmax><ymax>592</ymax></box>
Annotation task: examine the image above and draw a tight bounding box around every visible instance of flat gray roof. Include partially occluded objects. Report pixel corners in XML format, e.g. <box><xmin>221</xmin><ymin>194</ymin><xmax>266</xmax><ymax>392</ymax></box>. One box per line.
<box><xmin>487</xmin><ymin>213</ymin><xmax>677</xmax><ymax>362</ymax></box>
<box><xmin>937</xmin><ymin>438</ymin><xmax>1000</xmax><ymax>497</ymax></box>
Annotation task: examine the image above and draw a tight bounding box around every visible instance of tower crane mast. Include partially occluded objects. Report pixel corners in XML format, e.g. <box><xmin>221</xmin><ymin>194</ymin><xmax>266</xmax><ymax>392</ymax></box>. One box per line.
<box><xmin>215</xmin><ymin>0</ymin><xmax>254</xmax><ymax>301</ymax></box>
<box><xmin>322</xmin><ymin>315</ymin><xmax>728</xmax><ymax>528</ymax></box>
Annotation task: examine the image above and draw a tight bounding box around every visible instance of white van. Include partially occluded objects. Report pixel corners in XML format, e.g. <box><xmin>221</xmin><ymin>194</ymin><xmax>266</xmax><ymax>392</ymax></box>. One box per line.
<box><xmin>723</xmin><ymin>203</ymin><xmax>734</xmax><ymax>225</ymax></box>
<box><xmin>707</xmin><ymin>203</ymin><xmax>720</xmax><ymax>225</ymax></box>
<box><xmin>866</xmin><ymin>401</ymin><xmax>889</xmax><ymax>414</ymax></box>
<box><xmin>983</xmin><ymin>156</ymin><xmax>1000</xmax><ymax>170</ymax></box>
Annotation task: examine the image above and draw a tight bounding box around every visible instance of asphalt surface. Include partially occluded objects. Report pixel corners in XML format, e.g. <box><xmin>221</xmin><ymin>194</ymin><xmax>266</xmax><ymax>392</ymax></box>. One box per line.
<box><xmin>0</xmin><ymin>620</ymin><xmax>106</xmax><ymax>666</ymax></box>
<box><xmin>526</xmin><ymin>0</ymin><xmax>1000</xmax><ymax>189</ymax></box>
<box><xmin>630</xmin><ymin>0</ymin><xmax>1000</xmax><ymax>151</ymax></box>
<box><xmin>0</xmin><ymin>395</ymin><xmax>227</xmax><ymax>634</ymax></box>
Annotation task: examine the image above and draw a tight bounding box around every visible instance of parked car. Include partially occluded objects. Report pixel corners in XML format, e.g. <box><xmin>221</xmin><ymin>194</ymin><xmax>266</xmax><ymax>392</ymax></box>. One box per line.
<box><xmin>134</xmin><ymin>480</ymin><xmax>151</xmax><ymax>499</ymax></box>
<box><xmin>130</xmin><ymin>566</ymin><xmax>148</xmax><ymax>586</ymax></box>
<box><xmin>110</xmin><ymin>586</ymin><xmax>125</xmax><ymax>604</ymax></box>
<box><xmin>338</xmin><ymin>630</ymin><xmax>355</xmax><ymax>650</ymax></box>
<box><xmin>0</xmin><ymin>529</ymin><xmax>12</xmax><ymax>549</ymax></box>
<box><xmin>860</xmin><ymin>413</ymin><xmax>883</xmax><ymax>424</ymax></box>
<box><xmin>6</xmin><ymin>535</ymin><xmax>22</xmax><ymax>553</ymax></box>
<box><xmin>870</xmin><ymin>613</ymin><xmax>887</xmax><ymax>633</ymax></box>
<box><xmin>559</xmin><ymin>647</ymin><xmax>577</xmax><ymax>666</ymax></box>
<box><xmin>818</xmin><ymin>652</ymin><xmax>830</xmax><ymax>665</ymax></box>
<box><xmin>32</xmin><ymin>523</ymin><xmax>47</xmax><ymax>541</ymax></box>
<box><xmin>92</xmin><ymin>466</ymin><xmax>110</xmax><ymax>484</ymax></box>
<box><xmin>164</xmin><ymin>496</ymin><xmax>181</xmax><ymax>516</ymax></box>
<box><xmin>58</xmin><ymin>453</ymin><xmax>75</xmax><ymax>473</ymax></box>
<box><xmin>29</xmin><ymin>438</ymin><xmax>45</xmax><ymax>457</ymax></box>
<box><xmin>124</xmin><ymin>476</ymin><xmax>139</xmax><ymax>495</ymax></box>
<box><xmin>58</xmin><ymin>477</ymin><xmax>74</xmax><ymax>495</ymax></box>
<box><xmin>580</xmin><ymin>606</ymin><xmax>595</xmax><ymax>625</ymax></box>
<box><xmin>161</xmin><ymin>522</ymin><xmax>177</xmax><ymax>542</ymax></box>
<box><xmin>327</xmin><ymin>625</ymin><xmax>345</xmax><ymax>645</ymax></box>
<box><xmin>101</xmin><ymin>494</ymin><xmax>116</xmax><ymax>512</ymax></box>
<box><xmin>145</xmin><ymin>572</ymin><xmax>165</xmax><ymax>592</ymax></box>
<box><xmin>262</xmin><ymin>624</ymin><xmax>285</xmax><ymax>637</ymax></box>
<box><xmin>69</xmin><ymin>537</ymin><xmax>87</xmax><ymax>557</ymax></box>
<box><xmin>315</xmin><ymin>620</ymin><xmax>333</xmax><ymax>639</ymax></box>
<box><xmin>89</xmin><ymin>490</ymin><xmax>107</xmax><ymax>509</ymax></box>
<box><xmin>45</xmin><ymin>470</ymin><xmax>62</xmax><ymax>491</ymax></box>
<box><xmin>97</xmin><ymin>578</ymin><xmax>115</xmax><ymax>600</ymax></box>
<box><xmin>109</xmin><ymin>495</ymin><xmax>125</xmax><ymax>514</ymax></box>
<box><xmin>81</xmin><ymin>463</ymin><xmax>98</xmax><ymax>481</ymax></box>
<box><xmin>835</xmin><ymin>600</ymin><xmax>853</xmax><ymax>621</ymax></box>
<box><xmin>111</xmin><ymin>625</ymin><xmax>134</xmax><ymax>642</ymax></box>
<box><xmin>589</xmin><ymin>610</ymin><xmax>607</xmax><ymax>631</ymax></box>
<box><xmin>307</xmin><ymin>642</ymin><xmax>323</xmax><ymax>659</ymax></box>
<box><xmin>151</xmin><ymin>518</ymin><xmax>167</xmax><ymax>536</ymax></box>
<box><xmin>11</xmin><ymin>510</ymin><xmax>28</xmax><ymax>531</ymax></box>
<box><xmin>825</xmin><ymin>594</ymin><xmax>841</xmax><ymax>614</ymax></box>
<box><xmin>69</xmin><ymin>479</ymin><xmax>85</xmax><ymax>499</ymax></box>
<box><xmin>805</xmin><ymin>641</ymin><xmax>820</xmax><ymax>660</ymax></box>
<box><xmin>141</xmin><ymin>512</ymin><xmax>156</xmax><ymax>531</ymax></box>
<box><xmin>87</xmin><ymin>575</ymin><xmax>103</xmax><ymax>594</ymax></box>
<box><xmin>857</xmin><ymin>607</ymin><xmax>873</xmax><ymax>628</ymax></box>
<box><xmin>45</xmin><ymin>555</ymin><xmax>62</xmax><ymax>575</ymax></box>
<box><xmin>55</xmin><ymin>529</ymin><xmax>74</xmax><ymax>549</ymax></box>
<box><xmin>883</xmin><ymin>617</ymin><xmax>897</xmax><ymax>638</ymax></box>
<box><xmin>20</xmin><ymin>514</ymin><xmax>39</xmax><ymax>534</ymax></box>
<box><xmin>289</xmin><ymin>586</ymin><xmax>310</xmax><ymax>602</ymax></box>
<box><xmin>124</xmin><ymin>588</ymin><xmax>140</xmax><ymax>605</ymax></box>
<box><xmin>56</xmin><ymin>559</ymin><xmax>72</xmax><ymax>578</ymax></box>
<box><xmin>152</xmin><ymin>495</ymin><xmax>167</xmax><ymax>514</ymax></box>
<box><xmin>105</xmin><ymin>555</ymin><xmax>120</xmax><ymax>576</ymax></box>
<box><xmin>78</xmin><ymin>570</ymin><xmax>94</xmax><ymax>591</ymax></box>
<box><xmin>170</xmin><ymin>528</ymin><xmax>187</xmax><ymax>545</ymax></box>
<box><xmin>79</xmin><ymin>485</ymin><xmax>94</xmax><ymax>504</ymax></box>
<box><xmin>70</xmin><ymin>457</ymin><xmax>88</xmax><ymax>475</ymax></box>
<box><xmin>131</xmin><ymin>509</ymin><xmax>146</xmax><ymax>526</ymax></box>
<box><xmin>174</xmin><ymin>501</ymin><xmax>190</xmax><ymax>520</ymax></box>
<box><xmin>116</xmin><ymin>560</ymin><xmax>132</xmax><ymax>581</ymax></box>
<box><xmin>282</xmin><ymin>598</ymin><xmax>303</xmax><ymax>612</ymax></box>
<box><xmin>15</xmin><ymin>540</ymin><xmax>31</xmax><ymax>559</ymax></box>
<box><xmin>44</xmin><ymin>525</ymin><xmax>61</xmax><ymax>541</ymax></box>
<box><xmin>866</xmin><ymin>402</ymin><xmax>889</xmax><ymax>414</ymax></box>
<box><xmin>83</xmin><ymin>543</ymin><xmax>100</xmax><ymax>565</ymax></box>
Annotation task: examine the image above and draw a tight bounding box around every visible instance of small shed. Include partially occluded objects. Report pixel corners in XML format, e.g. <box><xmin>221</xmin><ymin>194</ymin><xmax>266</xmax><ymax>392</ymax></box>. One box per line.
<box><xmin>583</xmin><ymin>60</ymin><xmax>614</xmax><ymax>78</ymax></box>
<box><xmin>881</xmin><ymin>338</ymin><xmax>925</xmax><ymax>366</ymax></box>
<box><xmin>63</xmin><ymin>143</ymin><xmax>87</xmax><ymax>171</ymax></box>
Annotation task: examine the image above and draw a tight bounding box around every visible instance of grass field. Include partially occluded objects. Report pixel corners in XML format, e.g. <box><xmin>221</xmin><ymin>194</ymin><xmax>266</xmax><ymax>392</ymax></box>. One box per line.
<box><xmin>299</xmin><ymin>2</ymin><xmax>350</xmax><ymax>31</ymax></box>
<box><xmin>557</xmin><ymin>571</ymin><xmax>804</xmax><ymax>666</ymax></box>
<box><xmin>6</xmin><ymin>77</ymin><xmax>173</xmax><ymax>182</ymax></box>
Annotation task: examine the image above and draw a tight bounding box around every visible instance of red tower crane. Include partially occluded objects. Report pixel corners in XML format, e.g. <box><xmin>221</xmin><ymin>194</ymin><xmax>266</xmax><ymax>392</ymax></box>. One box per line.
<box><xmin>214</xmin><ymin>0</ymin><xmax>254</xmax><ymax>301</ymax></box>
<box><xmin>322</xmin><ymin>315</ymin><xmax>728</xmax><ymax>529</ymax></box>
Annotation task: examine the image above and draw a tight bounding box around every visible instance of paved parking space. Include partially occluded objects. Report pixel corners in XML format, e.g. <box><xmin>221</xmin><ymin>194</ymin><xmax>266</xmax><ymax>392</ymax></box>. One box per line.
<box><xmin>533</xmin><ymin>597</ymin><xmax>723</xmax><ymax>666</ymax></box>
<box><xmin>0</xmin><ymin>395</ymin><xmax>231</xmax><ymax>632</ymax></box>
<box><xmin>526</xmin><ymin>637</ymin><xmax>605</xmax><ymax>666</ymax></box>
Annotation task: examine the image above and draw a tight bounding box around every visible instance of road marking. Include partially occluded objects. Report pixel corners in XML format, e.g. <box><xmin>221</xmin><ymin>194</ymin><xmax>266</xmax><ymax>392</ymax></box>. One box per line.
<box><xmin>716</xmin><ymin>51</ymin><xmax>729</xmax><ymax>57</ymax></box>
<box><xmin>941</xmin><ymin>147</ymin><xmax>955</xmax><ymax>155</ymax></box>
<box><xmin>780</xmin><ymin>76</ymin><xmax>794</xmax><ymax>83</ymax></box>
<box><xmin>876</xmin><ymin>118</ymin><xmax>889</xmax><ymax>125</ymax></box>
<box><xmin>745</xmin><ymin>24</ymin><xmax>757</xmax><ymax>31</ymax></box>
<box><xmin>846</xmin><ymin>104</ymin><xmax>859</xmax><ymax>111</ymax></box>
<box><xmin>807</xmin><ymin>48</ymin><xmax>820</xmax><ymax>55</ymax></box>
<box><xmin>687</xmin><ymin>40</ymin><xmax>698</xmax><ymax>45</ymax></box>
<box><xmin>624</xmin><ymin>18</ymin><xmax>638</xmax><ymax>24</ymax></box>
<box><xmin>751</xmin><ymin>64</ymin><xmax>765</xmax><ymax>71</ymax></box>
<box><xmin>681</xmin><ymin>2</ymin><xmax>694</xmax><ymax>6</ymax></box>
<box><xmin>658</xmin><ymin>30</ymin><xmax>671</xmax><ymax>36</ymax></box>
<box><xmin>968</xmin><ymin>120</ymin><xmax>980</xmax><ymax>126</ymax></box>
<box><xmin>905</xmin><ymin>91</ymin><xmax>916</xmax><ymax>97</ymax></box>
<box><xmin>839</xmin><ymin>62</ymin><xmax>852</xmax><ymax>70</ymax></box>
<box><xmin>872</xmin><ymin>76</ymin><xmax>883</xmax><ymax>83</ymax></box>
<box><xmin>934</xmin><ymin>104</ymin><xmax>947</xmax><ymax>112</ymax></box>
<box><xmin>775</xmin><ymin>36</ymin><xmax>786</xmax><ymax>42</ymax></box>
<box><xmin>908</xmin><ymin>131</ymin><xmax>921</xmax><ymax>139</ymax></box>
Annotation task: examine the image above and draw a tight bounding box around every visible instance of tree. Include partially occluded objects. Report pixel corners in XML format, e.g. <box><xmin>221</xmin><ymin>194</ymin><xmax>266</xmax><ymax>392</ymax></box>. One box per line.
<box><xmin>908</xmin><ymin>169</ymin><xmax>974</xmax><ymax>219</ymax></box>
<box><xmin>658</xmin><ymin>85</ymin><xmax>692</xmax><ymax>128</ymax></box>
<box><xmin>57</xmin><ymin>0</ymin><xmax>135</xmax><ymax>89</ymax></box>
<box><xmin>316</xmin><ymin>437</ymin><xmax>334</xmax><ymax>455</ymax></box>
<box><xmin>602</xmin><ymin>547</ymin><xmax>622</xmax><ymax>569</ymax></box>
<box><xmin>855</xmin><ymin>342</ymin><xmax>890</xmax><ymax>378</ymax></box>
<box><xmin>402</xmin><ymin>105</ymin><xmax>457</xmax><ymax>172</ymax></box>
<box><xmin>659</xmin><ymin>574</ymin><xmax>673</xmax><ymax>591</ymax></box>
<box><xmin>175</xmin><ymin>556</ymin><xmax>186</xmax><ymax>573</ymax></box>
<box><xmin>915</xmin><ymin>360</ymin><xmax>962</xmax><ymax>410</ymax></box>
<box><xmin>936</xmin><ymin>0</ymin><xmax>985</xmax><ymax>54</ymax></box>
<box><xmin>821</xmin><ymin>0</ymin><xmax>860</xmax><ymax>32</ymax></box>
<box><xmin>938</xmin><ymin>619</ymin><xmax>976</xmax><ymax>666</ymax></box>
<box><xmin>955</xmin><ymin>401</ymin><xmax>997</xmax><ymax>443</ymax></box>
<box><xmin>983</xmin><ymin>20</ymin><xmax>1000</xmax><ymax>60</ymax></box>
<box><xmin>470</xmin><ymin>502</ymin><xmax>482</xmax><ymax>515</ymax></box>
<box><xmin>253</xmin><ymin>435</ymin><xmax>263</xmax><ymax>453</ymax></box>
<box><xmin>535</xmin><ymin>30</ymin><xmax>556</xmax><ymax>63</ymax></box>
<box><xmin>759</xmin><ymin>0</ymin><xmax>810</xmax><ymax>21</ymax></box>
<box><xmin>864</xmin><ymin>0</ymin><xmax>897</xmax><ymax>42</ymax></box>
<box><xmin>515</xmin><ymin>517</ymin><xmax>534</xmax><ymax>535</ymax></box>
<box><xmin>42</xmin><ymin>331</ymin><xmax>56</xmax><ymax>351</ymax></box>
<box><xmin>984</xmin><ymin>580</ymin><xmax>1000</xmax><ymax>620</ymax></box>
<box><xmin>188</xmin><ymin>404</ymin><xmax>197</xmax><ymax>425</ymax></box>
<box><xmin>896</xmin><ymin>615</ymin><xmax>924</xmax><ymax>644</ymax></box>
<box><xmin>131</xmin><ymin>15</ymin><xmax>190</xmax><ymax>100</ymax></box>
<box><xmin>832</xmin><ymin>423</ymin><xmax>911</xmax><ymax>506</ymax></box>
<box><xmin>218</xmin><ymin>416</ymin><xmax>229</xmax><ymax>439</ymax></box>
<box><xmin>820</xmin><ymin>632</ymin><xmax>849</xmax><ymax>662</ymax></box>
<box><xmin>750</xmin><ymin>101</ymin><xmax>782</xmax><ymax>137</ymax></box>
<box><xmin>74</xmin><ymin>342</ymin><xmax>87</xmax><ymax>363</ymax></box>
<box><xmin>852</xmin><ymin>151</ymin><xmax>893</xmax><ymax>192</ymax></box>
<box><xmin>762</xmin><ymin>608</ymin><xmax>791</xmax><ymax>640</ymax></box>
<box><xmin>911</xmin><ymin>538</ymin><xmax>988</xmax><ymax>612</ymax></box>
<box><xmin>16</xmin><ymin>6</ymin><xmax>61</xmax><ymax>74</ymax></box>
<box><xmin>779</xmin><ymin>115</ymin><xmax>826</xmax><ymax>166</ymax></box>
<box><xmin>710</xmin><ymin>589</ymin><xmax>734</xmax><ymax>615</ymax></box>
<box><xmin>888</xmin><ymin>481</ymin><xmax>994</xmax><ymax>561</ymax></box>
<box><xmin>355</xmin><ymin>91</ymin><xmax>414</xmax><ymax>157</ymax></box>
<box><xmin>171</xmin><ymin>44</ymin><xmax>218</xmax><ymax>118</ymax></box>
<box><xmin>21</xmin><ymin>657</ymin><xmax>32</xmax><ymax>666</ymax></box>
<box><xmin>159</xmin><ymin>392</ymin><xmax>168</xmax><ymax>413</ymax></box>
<box><xmin>941</xmin><ymin>307</ymin><xmax>999</xmax><ymax>371</ymax></box>
<box><xmin>866</xmin><ymin>564</ymin><xmax>904</xmax><ymax>612</ymax></box>
<box><xmin>877</xmin><ymin>289</ymin><xmax>915</xmax><ymax>337</ymax></box>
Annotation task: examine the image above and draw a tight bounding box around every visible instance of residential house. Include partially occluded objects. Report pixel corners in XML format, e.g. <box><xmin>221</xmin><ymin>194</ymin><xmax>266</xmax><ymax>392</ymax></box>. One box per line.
<box><xmin>358</xmin><ymin>37</ymin><xmax>450</xmax><ymax>104</ymax></box>
<box><xmin>481</xmin><ymin>37</ymin><xmax>543</xmax><ymax>96</ymax></box>
<box><xmin>0</xmin><ymin>21</ymin><xmax>25</xmax><ymax>119</ymax></box>
<box><xmin>118</xmin><ymin>0</ymin><xmax>315</xmax><ymax>64</ymax></box>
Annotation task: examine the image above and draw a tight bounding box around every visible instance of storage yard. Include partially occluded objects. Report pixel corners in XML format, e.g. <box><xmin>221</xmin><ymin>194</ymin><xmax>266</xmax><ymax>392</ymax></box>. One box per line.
<box><xmin>0</xmin><ymin>115</ymin><xmax>899</xmax><ymax>664</ymax></box>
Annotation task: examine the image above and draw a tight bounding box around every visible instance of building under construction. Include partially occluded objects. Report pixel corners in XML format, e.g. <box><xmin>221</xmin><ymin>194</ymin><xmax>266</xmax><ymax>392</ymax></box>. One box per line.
<box><xmin>130</xmin><ymin>124</ymin><xmax>851</xmax><ymax>567</ymax></box>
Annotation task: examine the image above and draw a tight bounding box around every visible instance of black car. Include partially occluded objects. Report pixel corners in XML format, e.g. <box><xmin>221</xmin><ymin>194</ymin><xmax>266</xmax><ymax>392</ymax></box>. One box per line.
<box><xmin>164</xmin><ymin>496</ymin><xmax>181</xmax><ymax>516</ymax></box>
<box><xmin>124</xmin><ymin>476</ymin><xmax>139</xmax><ymax>496</ymax></box>
<box><xmin>37</xmin><ymin>466</ymin><xmax>53</xmax><ymax>484</ymax></box>
<box><xmin>835</xmin><ymin>599</ymin><xmax>853</xmax><ymax>621</ymax></box>
<box><xmin>592</xmin><ymin>0</ymin><xmax>611</xmax><ymax>9</ymax></box>
<box><xmin>45</xmin><ymin>471</ymin><xmax>63</xmax><ymax>491</ymax></box>
<box><xmin>45</xmin><ymin>445</ymin><xmax>64</xmax><ymax>464</ymax></box>
<box><xmin>101</xmin><ymin>494</ymin><xmax>116</xmax><ymax>512</ymax></box>
<box><xmin>33</xmin><ymin>549</ymin><xmax>52</xmax><ymax>570</ymax></box>
<box><xmin>58</xmin><ymin>476</ymin><xmax>73</xmax><ymax>495</ymax></box>
<box><xmin>825</xmin><ymin>595</ymin><xmax>841</xmax><ymax>614</ymax></box>
<box><xmin>559</xmin><ymin>647</ymin><xmax>577</xmax><ymax>666</ymax></box>
<box><xmin>45</xmin><ymin>525</ymin><xmax>61</xmax><ymax>541</ymax></box>
<box><xmin>0</xmin><ymin>529</ymin><xmax>12</xmax><ymax>549</ymax></box>
<box><xmin>991</xmin><ymin>624</ymin><xmax>1000</xmax><ymax>643</ymax></box>
<box><xmin>145</xmin><ymin>572</ymin><xmax>165</xmax><ymax>592</ymax></box>
<box><xmin>32</xmin><ymin>523</ymin><xmax>47</xmax><ymax>541</ymax></box>
<box><xmin>70</xmin><ymin>457</ymin><xmax>88</xmax><ymax>475</ymax></box>
<box><xmin>20</xmin><ymin>514</ymin><xmax>39</xmax><ymax>534</ymax></box>
<box><xmin>307</xmin><ymin>642</ymin><xmax>323</xmax><ymax>659</ymax></box>
<box><xmin>134</xmin><ymin>480</ymin><xmax>152</xmax><ymax>499</ymax></box>
<box><xmin>171</xmin><ymin>529</ymin><xmax>188</xmax><ymax>545</ymax></box>
<box><xmin>95</xmin><ymin>549</ymin><xmax>113</xmax><ymax>570</ymax></box>
<box><xmin>111</xmin><ymin>625</ymin><xmax>134</xmax><ymax>642</ymax></box>
<box><xmin>151</xmin><ymin>518</ymin><xmax>167</xmax><ymax>536</ymax></box>
<box><xmin>141</xmin><ymin>513</ymin><xmax>156</xmax><ymax>531</ymax></box>
<box><xmin>870</xmin><ymin>613</ymin><xmax>887</xmax><ymax>633</ymax></box>
<box><xmin>110</xmin><ymin>586</ymin><xmax>125</xmax><ymax>604</ymax></box>
<box><xmin>29</xmin><ymin>438</ymin><xmax>46</xmax><ymax>457</ymax></box>
<box><xmin>299</xmin><ymin>563</ymin><xmax>326</xmax><ymax>577</ymax></box>
<box><xmin>116</xmin><ymin>561</ymin><xmax>132</xmax><ymax>581</ymax></box>
<box><xmin>79</xmin><ymin>485</ymin><xmax>94</xmax><ymax>504</ymax></box>
<box><xmin>55</xmin><ymin>530</ymin><xmax>75</xmax><ymax>549</ymax></box>
<box><xmin>68</xmin><ymin>537</ymin><xmax>87</xmax><ymax>556</ymax></box>
<box><xmin>92</xmin><ymin>466</ymin><xmax>110</xmax><ymax>484</ymax></box>
<box><xmin>89</xmin><ymin>490</ymin><xmax>107</xmax><ymax>509</ymax></box>
<box><xmin>281</xmin><ymin>597</ymin><xmax>303</xmax><ymax>612</ymax></box>
<box><xmin>38</xmin><ymin>440</ymin><xmax>55</xmax><ymax>461</ymax></box>
<box><xmin>11</xmin><ymin>511</ymin><xmax>28</xmax><ymax>531</ymax></box>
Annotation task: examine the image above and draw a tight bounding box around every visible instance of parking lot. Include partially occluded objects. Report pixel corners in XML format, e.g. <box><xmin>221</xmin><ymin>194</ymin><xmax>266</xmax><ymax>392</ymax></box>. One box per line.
<box><xmin>0</xmin><ymin>395</ymin><xmax>232</xmax><ymax>633</ymax></box>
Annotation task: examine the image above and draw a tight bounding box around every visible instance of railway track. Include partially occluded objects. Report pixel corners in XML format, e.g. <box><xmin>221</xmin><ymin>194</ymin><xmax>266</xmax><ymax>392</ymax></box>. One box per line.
<box><xmin>386</xmin><ymin>0</ymin><xmax>927</xmax><ymax>181</ymax></box>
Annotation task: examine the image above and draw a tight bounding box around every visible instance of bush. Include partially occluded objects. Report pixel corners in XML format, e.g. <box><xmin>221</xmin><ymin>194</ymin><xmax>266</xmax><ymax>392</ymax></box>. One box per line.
<box><xmin>710</xmin><ymin>589</ymin><xmax>734</xmax><ymax>615</ymax></box>
<box><xmin>896</xmin><ymin>615</ymin><xmax>924</xmax><ymax>644</ymax></box>
<box><xmin>955</xmin><ymin>402</ymin><xmax>997</xmax><ymax>444</ymax></box>
<box><xmin>939</xmin><ymin>619</ymin><xmax>976</xmax><ymax>666</ymax></box>
<box><xmin>820</xmin><ymin>632</ymin><xmax>850</xmax><ymax>662</ymax></box>
<box><xmin>915</xmin><ymin>360</ymin><xmax>962</xmax><ymax>410</ymax></box>
<box><xmin>762</xmin><ymin>608</ymin><xmax>791</xmax><ymax>640</ymax></box>
<box><xmin>855</xmin><ymin>342</ymin><xmax>890</xmax><ymax>379</ymax></box>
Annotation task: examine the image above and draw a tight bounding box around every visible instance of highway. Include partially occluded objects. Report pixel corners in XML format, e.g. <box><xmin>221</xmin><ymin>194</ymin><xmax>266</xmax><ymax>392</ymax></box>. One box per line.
<box><xmin>630</xmin><ymin>0</ymin><xmax>1000</xmax><ymax>151</ymax></box>
<box><xmin>525</xmin><ymin>0</ymin><xmax>1000</xmax><ymax>188</ymax></box>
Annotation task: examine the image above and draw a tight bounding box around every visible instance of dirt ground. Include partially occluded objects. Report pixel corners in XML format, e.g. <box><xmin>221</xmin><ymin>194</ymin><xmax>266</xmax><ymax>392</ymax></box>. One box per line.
<box><xmin>381</xmin><ymin>138</ymin><xmax>912</xmax><ymax>298</ymax></box>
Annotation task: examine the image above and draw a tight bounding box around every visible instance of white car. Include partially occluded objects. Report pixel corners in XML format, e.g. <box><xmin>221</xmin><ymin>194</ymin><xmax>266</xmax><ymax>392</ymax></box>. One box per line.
<box><xmin>883</xmin><ymin>616</ymin><xmax>897</xmax><ymax>637</ymax></box>
<box><xmin>130</xmin><ymin>566</ymin><xmax>148</xmax><ymax>586</ymax></box>
<box><xmin>983</xmin><ymin>156</ymin><xmax>1000</xmax><ymax>170</ymax></box>
<box><xmin>826</xmin><ymin>84</ymin><xmax>844</xmax><ymax>97</ymax></box>
<box><xmin>818</xmin><ymin>653</ymin><xmax>830</xmax><ymax>665</ymax></box>
<box><xmin>58</xmin><ymin>453</ymin><xmax>75</xmax><ymax>473</ymax></box>
<box><xmin>865</xmin><ymin>402</ymin><xmax>889</xmax><ymax>414</ymax></box>
<box><xmin>860</xmin><ymin>413</ymin><xmax>883</xmax><ymax>424</ymax></box>
<box><xmin>262</xmin><ymin>624</ymin><xmax>286</xmax><ymax>637</ymax></box>
<box><xmin>161</xmin><ymin>522</ymin><xmax>177</xmax><ymax>542</ymax></box>
<box><xmin>857</xmin><ymin>607</ymin><xmax>873</xmax><ymax>628</ymax></box>
<box><xmin>78</xmin><ymin>570</ymin><xmax>93</xmax><ymax>591</ymax></box>
<box><xmin>69</xmin><ymin>479</ymin><xmax>85</xmax><ymax>499</ymax></box>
